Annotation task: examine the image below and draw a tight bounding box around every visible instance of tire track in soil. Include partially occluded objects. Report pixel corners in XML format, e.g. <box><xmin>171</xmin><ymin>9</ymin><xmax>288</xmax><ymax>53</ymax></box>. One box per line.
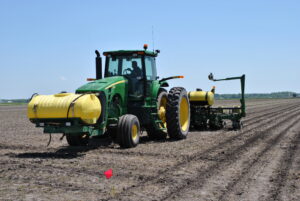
<box><xmin>265</xmin><ymin>132</ymin><xmax>300</xmax><ymax>201</ymax></box>
<box><xmin>0</xmin><ymin>143</ymin><xmax>170</xmax><ymax>160</ymax></box>
<box><xmin>0</xmin><ymin>159</ymin><xmax>150</xmax><ymax>181</ymax></box>
<box><xmin>1</xmin><ymin>176</ymin><xmax>106</xmax><ymax>195</ymax></box>
<box><xmin>237</xmin><ymin>103</ymin><xmax>299</xmax><ymax>128</ymax></box>
<box><xmin>217</xmin><ymin>99</ymin><xmax>289</xmax><ymax>109</ymax></box>
<box><xmin>0</xmin><ymin>143</ymin><xmax>64</xmax><ymax>152</ymax></box>
<box><xmin>0</xmin><ymin>159</ymin><xmax>149</xmax><ymax>201</ymax></box>
<box><xmin>0</xmin><ymin>161</ymin><xmax>135</xmax><ymax>200</ymax></box>
<box><xmin>220</xmin><ymin>99</ymin><xmax>295</xmax><ymax>113</ymax></box>
<box><xmin>160</xmin><ymin>109</ymin><xmax>300</xmax><ymax>201</ymax></box>
<box><xmin>241</xmin><ymin>104</ymin><xmax>299</xmax><ymax>128</ymax></box>
<box><xmin>107</xmin><ymin>104</ymin><xmax>300</xmax><ymax>200</ymax></box>
<box><xmin>215</xmin><ymin>120</ymin><xmax>300</xmax><ymax>201</ymax></box>
<box><xmin>243</xmin><ymin>103</ymin><xmax>300</xmax><ymax>124</ymax></box>
<box><xmin>245</xmin><ymin>100</ymin><xmax>298</xmax><ymax>115</ymax></box>
<box><xmin>245</xmin><ymin>99</ymin><xmax>296</xmax><ymax>110</ymax></box>
<box><xmin>278</xmin><ymin>136</ymin><xmax>300</xmax><ymax>201</ymax></box>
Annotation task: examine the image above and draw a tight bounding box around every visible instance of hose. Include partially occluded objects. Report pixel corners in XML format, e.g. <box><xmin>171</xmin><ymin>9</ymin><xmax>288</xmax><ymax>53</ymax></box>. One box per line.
<box><xmin>29</xmin><ymin>93</ymin><xmax>39</xmax><ymax>102</ymax></box>
<box><xmin>66</xmin><ymin>93</ymin><xmax>89</xmax><ymax>119</ymax></box>
<box><xmin>60</xmin><ymin>133</ymin><xmax>65</xmax><ymax>141</ymax></box>
<box><xmin>46</xmin><ymin>133</ymin><xmax>52</xmax><ymax>147</ymax></box>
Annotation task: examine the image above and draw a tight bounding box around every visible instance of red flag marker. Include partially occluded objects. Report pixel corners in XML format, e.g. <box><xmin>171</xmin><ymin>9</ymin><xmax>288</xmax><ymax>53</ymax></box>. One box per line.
<box><xmin>104</xmin><ymin>169</ymin><xmax>113</xmax><ymax>179</ymax></box>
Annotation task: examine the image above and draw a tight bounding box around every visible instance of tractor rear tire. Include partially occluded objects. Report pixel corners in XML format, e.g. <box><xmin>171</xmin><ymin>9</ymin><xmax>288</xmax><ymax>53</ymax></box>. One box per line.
<box><xmin>66</xmin><ymin>133</ymin><xmax>89</xmax><ymax>146</ymax></box>
<box><xmin>117</xmin><ymin>114</ymin><xmax>140</xmax><ymax>148</ymax></box>
<box><xmin>166</xmin><ymin>87</ymin><xmax>190</xmax><ymax>140</ymax></box>
<box><xmin>146</xmin><ymin>90</ymin><xmax>168</xmax><ymax>140</ymax></box>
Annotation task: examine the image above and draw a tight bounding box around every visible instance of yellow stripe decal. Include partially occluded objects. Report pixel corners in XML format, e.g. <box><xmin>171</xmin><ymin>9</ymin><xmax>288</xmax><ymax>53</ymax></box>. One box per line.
<box><xmin>105</xmin><ymin>80</ymin><xmax>126</xmax><ymax>90</ymax></box>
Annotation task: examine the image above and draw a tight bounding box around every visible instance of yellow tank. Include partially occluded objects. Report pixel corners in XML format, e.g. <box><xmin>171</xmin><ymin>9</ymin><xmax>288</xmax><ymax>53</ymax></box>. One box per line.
<box><xmin>27</xmin><ymin>93</ymin><xmax>101</xmax><ymax>125</ymax></box>
<box><xmin>188</xmin><ymin>87</ymin><xmax>215</xmax><ymax>106</ymax></box>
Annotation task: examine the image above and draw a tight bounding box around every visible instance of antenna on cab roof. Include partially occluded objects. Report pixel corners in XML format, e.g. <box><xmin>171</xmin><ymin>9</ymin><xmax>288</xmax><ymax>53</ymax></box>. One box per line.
<box><xmin>152</xmin><ymin>25</ymin><xmax>155</xmax><ymax>52</ymax></box>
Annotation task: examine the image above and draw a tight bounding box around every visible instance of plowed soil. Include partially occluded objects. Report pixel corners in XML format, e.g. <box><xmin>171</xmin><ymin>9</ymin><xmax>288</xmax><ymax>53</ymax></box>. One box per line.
<box><xmin>1</xmin><ymin>99</ymin><xmax>300</xmax><ymax>201</ymax></box>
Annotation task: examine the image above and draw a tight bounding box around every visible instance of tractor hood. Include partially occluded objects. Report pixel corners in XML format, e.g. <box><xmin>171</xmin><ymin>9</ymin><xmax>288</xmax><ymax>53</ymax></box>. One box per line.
<box><xmin>76</xmin><ymin>76</ymin><xmax>127</xmax><ymax>93</ymax></box>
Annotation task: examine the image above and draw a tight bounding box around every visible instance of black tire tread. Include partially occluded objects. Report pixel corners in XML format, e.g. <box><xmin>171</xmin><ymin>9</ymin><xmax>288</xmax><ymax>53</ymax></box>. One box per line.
<box><xmin>166</xmin><ymin>87</ymin><xmax>190</xmax><ymax>140</ymax></box>
<box><xmin>117</xmin><ymin>114</ymin><xmax>140</xmax><ymax>148</ymax></box>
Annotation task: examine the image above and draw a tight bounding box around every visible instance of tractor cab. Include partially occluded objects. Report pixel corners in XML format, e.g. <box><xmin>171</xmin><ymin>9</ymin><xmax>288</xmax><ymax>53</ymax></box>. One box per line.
<box><xmin>103</xmin><ymin>45</ymin><xmax>159</xmax><ymax>100</ymax></box>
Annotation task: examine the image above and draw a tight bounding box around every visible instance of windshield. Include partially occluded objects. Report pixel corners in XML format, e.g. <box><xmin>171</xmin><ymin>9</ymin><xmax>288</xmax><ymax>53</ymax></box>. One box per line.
<box><xmin>105</xmin><ymin>55</ymin><xmax>143</xmax><ymax>78</ymax></box>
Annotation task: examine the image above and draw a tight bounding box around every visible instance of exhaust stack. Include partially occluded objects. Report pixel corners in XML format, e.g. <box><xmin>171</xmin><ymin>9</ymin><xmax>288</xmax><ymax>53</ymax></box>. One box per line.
<box><xmin>95</xmin><ymin>50</ymin><xmax>102</xmax><ymax>79</ymax></box>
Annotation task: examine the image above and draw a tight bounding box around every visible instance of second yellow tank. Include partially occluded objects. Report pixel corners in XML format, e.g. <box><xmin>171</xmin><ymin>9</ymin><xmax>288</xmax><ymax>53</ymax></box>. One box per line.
<box><xmin>188</xmin><ymin>86</ymin><xmax>215</xmax><ymax>106</ymax></box>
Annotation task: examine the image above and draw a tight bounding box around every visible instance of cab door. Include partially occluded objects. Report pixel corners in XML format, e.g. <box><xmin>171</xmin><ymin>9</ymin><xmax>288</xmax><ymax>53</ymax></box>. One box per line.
<box><xmin>144</xmin><ymin>56</ymin><xmax>158</xmax><ymax>96</ymax></box>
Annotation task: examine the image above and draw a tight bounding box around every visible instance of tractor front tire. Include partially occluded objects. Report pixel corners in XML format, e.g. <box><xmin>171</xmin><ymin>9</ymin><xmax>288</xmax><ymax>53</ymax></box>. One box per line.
<box><xmin>117</xmin><ymin>114</ymin><xmax>140</xmax><ymax>148</ymax></box>
<box><xmin>66</xmin><ymin>133</ymin><xmax>89</xmax><ymax>146</ymax></box>
<box><xmin>166</xmin><ymin>87</ymin><xmax>190</xmax><ymax>140</ymax></box>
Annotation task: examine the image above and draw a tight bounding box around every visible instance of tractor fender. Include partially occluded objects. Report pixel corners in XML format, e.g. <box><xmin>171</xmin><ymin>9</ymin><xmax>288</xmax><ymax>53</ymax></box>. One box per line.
<box><xmin>151</xmin><ymin>81</ymin><xmax>169</xmax><ymax>101</ymax></box>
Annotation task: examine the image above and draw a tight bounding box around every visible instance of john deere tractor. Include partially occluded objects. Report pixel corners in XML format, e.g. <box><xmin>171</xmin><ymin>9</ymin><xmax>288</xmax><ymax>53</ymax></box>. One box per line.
<box><xmin>28</xmin><ymin>45</ymin><xmax>190</xmax><ymax>148</ymax></box>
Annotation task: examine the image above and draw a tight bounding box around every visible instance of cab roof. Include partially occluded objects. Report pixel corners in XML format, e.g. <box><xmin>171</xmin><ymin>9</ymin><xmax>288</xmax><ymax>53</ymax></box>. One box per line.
<box><xmin>103</xmin><ymin>50</ymin><xmax>158</xmax><ymax>57</ymax></box>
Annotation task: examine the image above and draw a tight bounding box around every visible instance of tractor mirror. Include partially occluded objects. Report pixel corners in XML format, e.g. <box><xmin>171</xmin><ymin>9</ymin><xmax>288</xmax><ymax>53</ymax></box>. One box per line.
<box><xmin>208</xmin><ymin>73</ymin><xmax>214</xmax><ymax>80</ymax></box>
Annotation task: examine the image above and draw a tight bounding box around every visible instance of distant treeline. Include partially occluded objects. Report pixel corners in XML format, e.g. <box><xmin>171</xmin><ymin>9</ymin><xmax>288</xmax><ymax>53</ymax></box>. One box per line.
<box><xmin>215</xmin><ymin>91</ymin><xmax>299</xmax><ymax>99</ymax></box>
<box><xmin>0</xmin><ymin>99</ymin><xmax>29</xmax><ymax>104</ymax></box>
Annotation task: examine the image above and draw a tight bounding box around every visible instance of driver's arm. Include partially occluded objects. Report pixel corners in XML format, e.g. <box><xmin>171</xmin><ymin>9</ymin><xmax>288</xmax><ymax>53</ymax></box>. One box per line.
<box><xmin>136</xmin><ymin>67</ymin><xmax>143</xmax><ymax>77</ymax></box>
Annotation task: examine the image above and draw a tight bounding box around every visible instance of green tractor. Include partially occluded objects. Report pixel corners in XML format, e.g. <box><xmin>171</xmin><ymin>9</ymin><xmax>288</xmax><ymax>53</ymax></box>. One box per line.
<box><xmin>28</xmin><ymin>45</ymin><xmax>190</xmax><ymax>148</ymax></box>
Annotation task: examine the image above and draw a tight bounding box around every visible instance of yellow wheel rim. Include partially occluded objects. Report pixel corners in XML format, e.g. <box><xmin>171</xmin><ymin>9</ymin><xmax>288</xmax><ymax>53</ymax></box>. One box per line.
<box><xmin>158</xmin><ymin>96</ymin><xmax>167</xmax><ymax>128</ymax></box>
<box><xmin>179</xmin><ymin>97</ymin><xmax>189</xmax><ymax>132</ymax></box>
<box><xmin>132</xmin><ymin>124</ymin><xmax>138</xmax><ymax>141</ymax></box>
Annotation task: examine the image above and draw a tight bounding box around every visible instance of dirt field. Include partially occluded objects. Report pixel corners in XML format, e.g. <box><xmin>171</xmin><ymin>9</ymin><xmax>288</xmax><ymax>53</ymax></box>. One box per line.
<box><xmin>1</xmin><ymin>99</ymin><xmax>300</xmax><ymax>201</ymax></box>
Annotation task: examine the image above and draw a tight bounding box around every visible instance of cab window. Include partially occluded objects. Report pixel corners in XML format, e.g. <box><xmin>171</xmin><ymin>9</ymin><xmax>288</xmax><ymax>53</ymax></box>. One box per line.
<box><xmin>106</xmin><ymin>55</ymin><xmax>142</xmax><ymax>77</ymax></box>
<box><xmin>145</xmin><ymin>56</ymin><xmax>157</xmax><ymax>80</ymax></box>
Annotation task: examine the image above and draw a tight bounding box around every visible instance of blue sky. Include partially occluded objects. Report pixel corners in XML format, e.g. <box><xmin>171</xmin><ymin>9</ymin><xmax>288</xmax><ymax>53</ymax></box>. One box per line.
<box><xmin>0</xmin><ymin>0</ymin><xmax>299</xmax><ymax>99</ymax></box>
